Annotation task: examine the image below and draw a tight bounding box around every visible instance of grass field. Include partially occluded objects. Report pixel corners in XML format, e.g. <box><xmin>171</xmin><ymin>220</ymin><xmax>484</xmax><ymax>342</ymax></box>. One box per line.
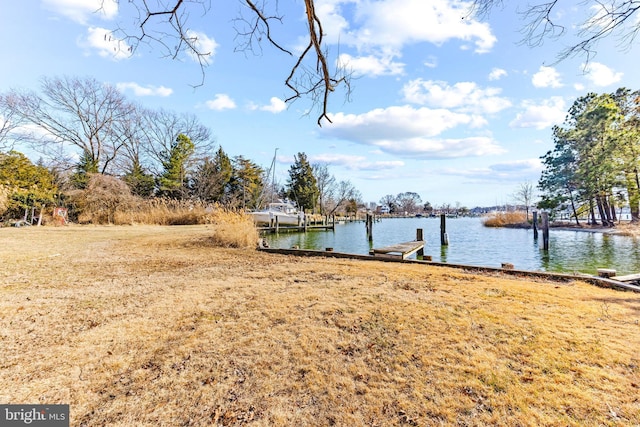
<box><xmin>1</xmin><ymin>225</ymin><xmax>639</xmax><ymax>426</ymax></box>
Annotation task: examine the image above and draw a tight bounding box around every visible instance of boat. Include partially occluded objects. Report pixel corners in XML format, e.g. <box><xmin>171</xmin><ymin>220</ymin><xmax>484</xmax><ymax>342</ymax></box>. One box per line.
<box><xmin>249</xmin><ymin>201</ymin><xmax>304</xmax><ymax>226</ymax></box>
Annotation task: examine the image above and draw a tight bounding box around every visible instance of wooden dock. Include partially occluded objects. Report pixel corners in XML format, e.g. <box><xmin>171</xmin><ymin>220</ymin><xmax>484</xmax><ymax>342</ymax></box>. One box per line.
<box><xmin>369</xmin><ymin>240</ymin><xmax>425</xmax><ymax>260</ymax></box>
<box><xmin>257</xmin><ymin>224</ymin><xmax>335</xmax><ymax>233</ymax></box>
<box><xmin>611</xmin><ymin>272</ymin><xmax>640</xmax><ymax>283</ymax></box>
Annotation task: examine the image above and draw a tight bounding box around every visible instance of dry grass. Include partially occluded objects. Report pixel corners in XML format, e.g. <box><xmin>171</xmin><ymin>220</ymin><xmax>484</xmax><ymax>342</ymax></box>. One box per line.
<box><xmin>1</xmin><ymin>225</ymin><xmax>639</xmax><ymax>426</ymax></box>
<box><xmin>483</xmin><ymin>211</ymin><xmax>529</xmax><ymax>228</ymax></box>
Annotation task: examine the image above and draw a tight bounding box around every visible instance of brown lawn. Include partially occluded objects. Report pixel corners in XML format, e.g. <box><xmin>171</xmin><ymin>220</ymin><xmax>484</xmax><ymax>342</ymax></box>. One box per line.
<box><xmin>1</xmin><ymin>225</ymin><xmax>639</xmax><ymax>426</ymax></box>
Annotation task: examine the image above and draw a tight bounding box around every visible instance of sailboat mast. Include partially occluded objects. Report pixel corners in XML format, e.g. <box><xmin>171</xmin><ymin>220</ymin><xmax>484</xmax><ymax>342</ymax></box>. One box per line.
<box><xmin>270</xmin><ymin>148</ymin><xmax>278</xmax><ymax>204</ymax></box>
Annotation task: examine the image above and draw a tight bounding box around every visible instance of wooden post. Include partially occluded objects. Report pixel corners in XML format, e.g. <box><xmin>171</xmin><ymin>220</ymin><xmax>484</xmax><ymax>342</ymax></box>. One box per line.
<box><xmin>541</xmin><ymin>211</ymin><xmax>549</xmax><ymax>251</ymax></box>
<box><xmin>440</xmin><ymin>214</ymin><xmax>448</xmax><ymax>246</ymax></box>
<box><xmin>532</xmin><ymin>211</ymin><xmax>538</xmax><ymax>239</ymax></box>
<box><xmin>416</xmin><ymin>228</ymin><xmax>424</xmax><ymax>259</ymax></box>
<box><xmin>597</xmin><ymin>268</ymin><xmax>616</xmax><ymax>278</ymax></box>
<box><xmin>275</xmin><ymin>216</ymin><xmax>279</xmax><ymax>233</ymax></box>
<box><xmin>366</xmin><ymin>213</ymin><xmax>373</xmax><ymax>242</ymax></box>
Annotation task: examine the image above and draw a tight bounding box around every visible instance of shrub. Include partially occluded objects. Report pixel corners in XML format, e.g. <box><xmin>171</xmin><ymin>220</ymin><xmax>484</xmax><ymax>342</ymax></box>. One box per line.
<box><xmin>67</xmin><ymin>174</ymin><xmax>134</xmax><ymax>224</ymax></box>
<box><xmin>207</xmin><ymin>209</ymin><xmax>260</xmax><ymax>249</ymax></box>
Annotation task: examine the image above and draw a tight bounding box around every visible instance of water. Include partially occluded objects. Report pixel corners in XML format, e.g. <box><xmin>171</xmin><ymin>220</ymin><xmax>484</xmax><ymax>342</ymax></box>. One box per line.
<box><xmin>265</xmin><ymin>217</ymin><xmax>640</xmax><ymax>275</ymax></box>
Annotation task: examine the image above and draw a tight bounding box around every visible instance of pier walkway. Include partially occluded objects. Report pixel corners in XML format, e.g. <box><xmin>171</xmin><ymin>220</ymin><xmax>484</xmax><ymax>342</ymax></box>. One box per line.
<box><xmin>369</xmin><ymin>240</ymin><xmax>425</xmax><ymax>260</ymax></box>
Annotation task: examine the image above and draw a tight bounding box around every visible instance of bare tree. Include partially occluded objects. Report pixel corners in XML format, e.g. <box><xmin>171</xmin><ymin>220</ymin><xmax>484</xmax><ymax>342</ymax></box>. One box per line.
<box><xmin>327</xmin><ymin>180</ymin><xmax>358</xmax><ymax>216</ymax></box>
<box><xmin>513</xmin><ymin>181</ymin><xmax>535</xmax><ymax>220</ymax></box>
<box><xmin>379</xmin><ymin>194</ymin><xmax>397</xmax><ymax>213</ymax></box>
<box><xmin>473</xmin><ymin>1</ymin><xmax>640</xmax><ymax>63</ymax></box>
<box><xmin>312</xmin><ymin>163</ymin><xmax>336</xmax><ymax>215</ymax></box>
<box><xmin>396</xmin><ymin>192</ymin><xmax>423</xmax><ymax>214</ymax></box>
<box><xmin>0</xmin><ymin>93</ymin><xmax>27</xmax><ymax>151</ymax></box>
<box><xmin>6</xmin><ymin>76</ymin><xmax>133</xmax><ymax>173</ymax></box>
<box><xmin>137</xmin><ymin>108</ymin><xmax>215</xmax><ymax>176</ymax></box>
<box><xmin>111</xmin><ymin>0</ymin><xmax>350</xmax><ymax>126</ymax></box>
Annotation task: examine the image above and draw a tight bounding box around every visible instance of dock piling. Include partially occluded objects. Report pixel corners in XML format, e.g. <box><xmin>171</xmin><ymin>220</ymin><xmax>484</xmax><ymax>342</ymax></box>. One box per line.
<box><xmin>440</xmin><ymin>214</ymin><xmax>448</xmax><ymax>246</ymax></box>
<box><xmin>416</xmin><ymin>228</ymin><xmax>424</xmax><ymax>259</ymax></box>
<box><xmin>541</xmin><ymin>212</ymin><xmax>549</xmax><ymax>251</ymax></box>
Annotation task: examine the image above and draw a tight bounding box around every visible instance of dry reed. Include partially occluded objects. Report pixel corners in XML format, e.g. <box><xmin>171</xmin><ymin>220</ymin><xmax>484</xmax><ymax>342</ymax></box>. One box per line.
<box><xmin>482</xmin><ymin>211</ymin><xmax>529</xmax><ymax>227</ymax></box>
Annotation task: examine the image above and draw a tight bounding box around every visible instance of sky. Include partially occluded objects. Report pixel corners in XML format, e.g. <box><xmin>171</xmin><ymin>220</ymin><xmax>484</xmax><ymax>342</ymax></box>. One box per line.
<box><xmin>1</xmin><ymin>0</ymin><xmax>639</xmax><ymax>208</ymax></box>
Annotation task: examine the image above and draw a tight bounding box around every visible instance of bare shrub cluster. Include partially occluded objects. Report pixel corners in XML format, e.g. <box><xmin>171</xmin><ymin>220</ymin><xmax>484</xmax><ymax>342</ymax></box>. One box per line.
<box><xmin>64</xmin><ymin>174</ymin><xmax>259</xmax><ymax>248</ymax></box>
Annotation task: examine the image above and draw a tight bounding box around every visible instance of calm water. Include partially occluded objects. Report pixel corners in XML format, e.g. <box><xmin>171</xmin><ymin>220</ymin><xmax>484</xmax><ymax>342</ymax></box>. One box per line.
<box><xmin>265</xmin><ymin>217</ymin><xmax>640</xmax><ymax>275</ymax></box>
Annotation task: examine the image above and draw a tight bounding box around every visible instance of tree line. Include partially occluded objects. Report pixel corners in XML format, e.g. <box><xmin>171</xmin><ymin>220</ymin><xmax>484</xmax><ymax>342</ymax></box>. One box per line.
<box><xmin>538</xmin><ymin>88</ymin><xmax>640</xmax><ymax>225</ymax></box>
<box><xmin>0</xmin><ymin>76</ymin><xmax>361</xmax><ymax>222</ymax></box>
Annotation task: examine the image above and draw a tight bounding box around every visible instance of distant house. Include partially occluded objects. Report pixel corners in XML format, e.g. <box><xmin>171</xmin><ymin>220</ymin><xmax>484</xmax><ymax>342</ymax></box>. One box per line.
<box><xmin>377</xmin><ymin>205</ymin><xmax>391</xmax><ymax>214</ymax></box>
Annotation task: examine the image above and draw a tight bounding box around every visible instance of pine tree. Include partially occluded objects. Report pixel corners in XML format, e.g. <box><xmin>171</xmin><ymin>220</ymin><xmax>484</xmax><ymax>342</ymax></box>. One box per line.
<box><xmin>123</xmin><ymin>159</ymin><xmax>155</xmax><ymax>198</ymax></box>
<box><xmin>229</xmin><ymin>156</ymin><xmax>264</xmax><ymax>210</ymax></box>
<box><xmin>286</xmin><ymin>152</ymin><xmax>318</xmax><ymax>212</ymax></box>
<box><xmin>71</xmin><ymin>150</ymin><xmax>99</xmax><ymax>189</ymax></box>
<box><xmin>191</xmin><ymin>147</ymin><xmax>233</xmax><ymax>203</ymax></box>
<box><xmin>157</xmin><ymin>133</ymin><xmax>195</xmax><ymax>199</ymax></box>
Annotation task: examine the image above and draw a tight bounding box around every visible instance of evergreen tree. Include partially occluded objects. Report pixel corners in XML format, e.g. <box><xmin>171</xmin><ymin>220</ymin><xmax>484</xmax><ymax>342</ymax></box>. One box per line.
<box><xmin>123</xmin><ymin>159</ymin><xmax>155</xmax><ymax>197</ymax></box>
<box><xmin>538</xmin><ymin>128</ymin><xmax>581</xmax><ymax>224</ymax></box>
<box><xmin>191</xmin><ymin>147</ymin><xmax>233</xmax><ymax>204</ymax></box>
<box><xmin>229</xmin><ymin>155</ymin><xmax>264</xmax><ymax>209</ymax></box>
<box><xmin>0</xmin><ymin>151</ymin><xmax>57</xmax><ymax>220</ymax></box>
<box><xmin>612</xmin><ymin>88</ymin><xmax>640</xmax><ymax>222</ymax></box>
<box><xmin>537</xmin><ymin>91</ymin><xmax>639</xmax><ymax>226</ymax></box>
<box><xmin>71</xmin><ymin>150</ymin><xmax>99</xmax><ymax>189</ymax></box>
<box><xmin>157</xmin><ymin>133</ymin><xmax>195</xmax><ymax>198</ymax></box>
<box><xmin>286</xmin><ymin>152</ymin><xmax>318</xmax><ymax>212</ymax></box>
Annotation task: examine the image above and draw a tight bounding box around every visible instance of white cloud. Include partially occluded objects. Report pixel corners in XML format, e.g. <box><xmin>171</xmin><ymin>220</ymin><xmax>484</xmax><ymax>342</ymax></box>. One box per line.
<box><xmin>532</xmin><ymin>66</ymin><xmax>563</xmax><ymax>88</ymax></box>
<box><xmin>351</xmin><ymin>160</ymin><xmax>406</xmax><ymax>171</ymax></box>
<box><xmin>116</xmin><ymin>82</ymin><xmax>172</xmax><ymax>97</ymax></box>
<box><xmin>320</xmin><ymin>105</ymin><xmax>505</xmax><ymax>159</ymax></box>
<box><xmin>443</xmin><ymin>158</ymin><xmax>543</xmax><ymax>182</ymax></box>
<box><xmin>256</xmin><ymin>97</ymin><xmax>287</xmax><ymax>113</ymax></box>
<box><xmin>339</xmin><ymin>0</ymin><xmax>496</xmax><ymax>53</ymax></box>
<box><xmin>310</xmin><ymin>153</ymin><xmax>366</xmax><ymax>164</ymax></box>
<box><xmin>583</xmin><ymin>62</ymin><xmax>623</xmax><ymax>86</ymax></box>
<box><xmin>374</xmin><ymin>136</ymin><xmax>505</xmax><ymax>158</ymax></box>
<box><xmin>488</xmin><ymin>68</ymin><xmax>507</xmax><ymax>81</ymax></box>
<box><xmin>402</xmin><ymin>79</ymin><xmax>511</xmax><ymax>114</ymax></box>
<box><xmin>83</xmin><ymin>27</ymin><xmax>131</xmax><ymax>60</ymax></box>
<box><xmin>43</xmin><ymin>0</ymin><xmax>117</xmax><ymax>24</ymax></box>
<box><xmin>314</xmin><ymin>0</ymin><xmax>351</xmax><ymax>42</ymax></box>
<box><xmin>310</xmin><ymin>153</ymin><xmax>405</xmax><ymax>170</ymax></box>
<box><xmin>337</xmin><ymin>54</ymin><xmax>404</xmax><ymax>76</ymax></box>
<box><xmin>205</xmin><ymin>94</ymin><xmax>237</xmax><ymax>111</ymax></box>
<box><xmin>315</xmin><ymin>0</ymin><xmax>496</xmax><ymax>75</ymax></box>
<box><xmin>574</xmin><ymin>83</ymin><xmax>585</xmax><ymax>91</ymax></box>
<box><xmin>424</xmin><ymin>56</ymin><xmax>438</xmax><ymax>68</ymax></box>
<box><xmin>510</xmin><ymin>97</ymin><xmax>566</xmax><ymax>130</ymax></box>
<box><xmin>185</xmin><ymin>30</ymin><xmax>218</xmax><ymax>65</ymax></box>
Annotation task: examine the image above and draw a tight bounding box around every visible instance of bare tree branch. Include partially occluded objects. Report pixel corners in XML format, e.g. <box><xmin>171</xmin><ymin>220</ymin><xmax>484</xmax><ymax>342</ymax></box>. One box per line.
<box><xmin>112</xmin><ymin>0</ymin><xmax>350</xmax><ymax>126</ymax></box>
<box><xmin>473</xmin><ymin>0</ymin><xmax>640</xmax><ymax>64</ymax></box>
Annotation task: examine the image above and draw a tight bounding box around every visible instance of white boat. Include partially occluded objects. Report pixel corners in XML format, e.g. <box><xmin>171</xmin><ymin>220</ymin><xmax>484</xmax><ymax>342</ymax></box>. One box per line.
<box><xmin>249</xmin><ymin>201</ymin><xmax>304</xmax><ymax>226</ymax></box>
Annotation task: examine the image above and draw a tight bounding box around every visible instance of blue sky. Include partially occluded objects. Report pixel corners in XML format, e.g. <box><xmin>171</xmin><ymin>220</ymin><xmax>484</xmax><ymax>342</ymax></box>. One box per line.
<box><xmin>1</xmin><ymin>0</ymin><xmax>639</xmax><ymax>208</ymax></box>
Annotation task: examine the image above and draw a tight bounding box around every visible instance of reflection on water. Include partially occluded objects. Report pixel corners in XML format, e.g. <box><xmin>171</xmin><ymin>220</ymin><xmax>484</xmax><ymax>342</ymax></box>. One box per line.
<box><xmin>266</xmin><ymin>217</ymin><xmax>640</xmax><ymax>275</ymax></box>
